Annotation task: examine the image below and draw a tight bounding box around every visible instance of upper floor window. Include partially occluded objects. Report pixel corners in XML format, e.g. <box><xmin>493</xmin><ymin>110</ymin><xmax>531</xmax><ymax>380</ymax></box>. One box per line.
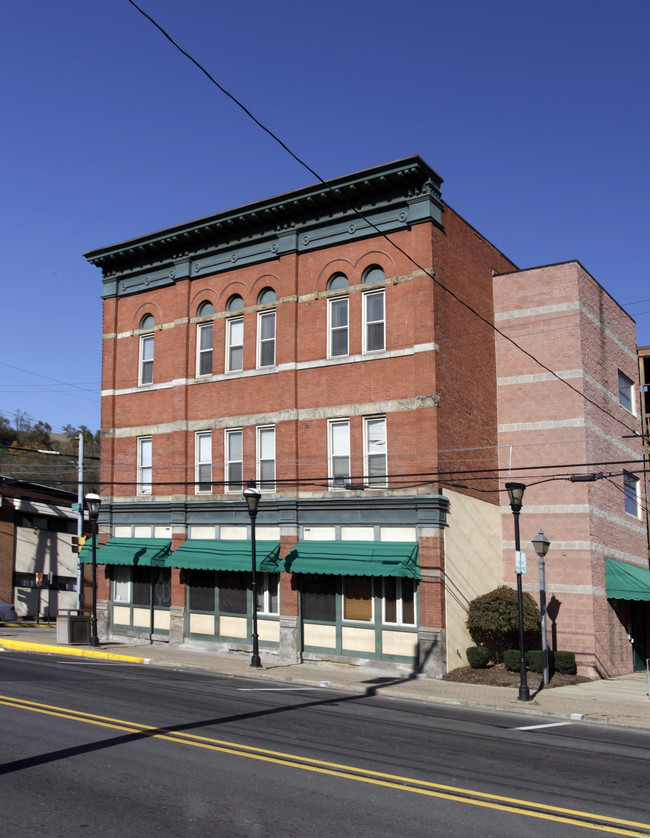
<box><xmin>258</xmin><ymin>311</ymin><xmax>276</xmax><ymax>367</ymax></box>
<box><xmin>328</xmin><ymin>297</ymin><xmax>349</xmax><ymax>357</ymax></box>
<box><xmin>327</xmin><ymin>273</ymin><xmax>349</xmax><ymax>291</ymax></box>
<box><xmin>197</xmin><ymin>322</ymin><xmax>213</xmax><ymax>376</ymax></box>
<box><xmin>225</xmin><ymin>429</ymin><xmax>243</xmax><ymax>493</ymax></box>
<box><xmin>138</xmin><ymin>437</ymin><xmax>152</xmax><ymax>495</ymax></box>
<box><xmin>365</xmin><ymin>416</ymin><xmax>387</xmax><ymax>486</ymax></box>
<box><xmin>618</xmin><ymin>370</ymin><xmax>634</xmax><ymax>412</ymax></box>
<box><xmin>257</xmin><ymin>287</ymin><xmax>276</xmax><ymax>305</ymax></box>
<box><xmin>362</xmin><ymin>265</ymin><xmax>385</xmax><ymax>285</ymax></box>
<box><xmin>329</xmin><ymin>420</ymin><xmax>350</xmax><ymax>488</ymax></box>
<box><xmin>363</xmin><ymin>290</ymin><xmax>385</xmax><ymax>352</ymax></box>
<box><xmin>226</xmin><ymin>294</ymin><xmax>244</xmax><ymax>311</ymax></box>
<box><xmin>197</xmin><ymin>301</ymin><xmax>214</xmax><ymax>317</ymax></box>
<box><xmin>139</xmin><ymin>314</ymin><xmax>155</xmax><ymax>385</ymax></box>
<box><xmin>195</xmin><ymin>432</ymin><xmax>212</xmax><ymax>494</ymax></box>
<box><xmin>624</xmin><ymin>471</ymin><xmax>639</xmax><ymax>517</ymax></box>
<box><xmin>257</xmin><ymin>426</ymin><xmax>276</xmax><ymax>491</ymax></box>
<box><xmin>227</xmin><ymin>318</ymin><xmax>244</xmax><ymax>372</ymax></box>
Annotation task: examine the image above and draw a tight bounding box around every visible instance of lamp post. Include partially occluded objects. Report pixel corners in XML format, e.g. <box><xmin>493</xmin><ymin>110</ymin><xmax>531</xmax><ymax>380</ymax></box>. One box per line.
<box><xmin>84</xmin><ymin>491</ymin><xmax>101</xmax><ymax>648</ymax></box>
<box><xmin>243</xmin><ymin>480</ymin><xmax>262</xmax><ymax>668</ymax></box>
<box><xmin>532</xmin><ymin>529</ymin><xmax>551</xmax><ymax>686</ymax></box>
<box><xmin>505</xmin><ymin>482</ymin><xmax>530</xmax><ymax>701</ymax></box>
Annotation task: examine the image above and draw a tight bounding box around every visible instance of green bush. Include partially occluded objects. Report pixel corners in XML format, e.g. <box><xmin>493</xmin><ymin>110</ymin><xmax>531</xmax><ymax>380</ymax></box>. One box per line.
<box><xmin>526</xmin><ymin>650</ymin><xmax>544</xmax><ymax>673</ymax></box>
<box><xmin>466</xmin><ymin>646</ymin><xmax>491</xmax><ymax>669</ymax></box>
<box><xmin>553</xmin><ymin>651</ymin><xmax>576</xmax><ymax>675</ymax></box>
<box><xmin>466</xmin><ymin>586</ymin><xmax>541</xmax><ymax>662</ymax></box>
<box><xmin>503</xmin><ymin>650</ymin><xmax>520</xmax><ymax>672</ymax></box>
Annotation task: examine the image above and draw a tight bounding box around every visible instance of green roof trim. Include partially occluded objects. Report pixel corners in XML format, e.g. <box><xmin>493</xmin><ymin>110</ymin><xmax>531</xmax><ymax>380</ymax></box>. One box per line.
<box><xmin>79</xmin><ymin>538</ymin><xmax>172</xmax><ymax>567</ymax></box>
<box><xmin>168</xmin><ymin>540</ymin><xmax>281</xmax><ymax>572</ymax></box>
<box><xmin>283</xmin><ymin>540</ymin><xmax>420</xmax><ymax>578</ymax></box>
<box><xmin>605</xmin><ymin>557</ymin><xmax>650</xmax><ymax>601</ymax></box>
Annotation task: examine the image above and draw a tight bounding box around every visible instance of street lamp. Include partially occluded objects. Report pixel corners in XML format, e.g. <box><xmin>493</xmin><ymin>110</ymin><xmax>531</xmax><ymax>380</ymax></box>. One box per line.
<box><xmin>84</xmin><ymin>491</ymin><xmax>101</xmax><ymax>648</ymax></box>
<box><xmin>531</xmin><ymin>529</ymin><xmax>551</xmax><ymax>686</ymax></box>
<box><xmin>243</xmin><ymin>480</ymin><xmax>262</xmax><ymax>668</ymax></box>
<box><xmin>505</xmin><ymin>482</ymin><xmax>530</xmax><ymax>701</ymax></box>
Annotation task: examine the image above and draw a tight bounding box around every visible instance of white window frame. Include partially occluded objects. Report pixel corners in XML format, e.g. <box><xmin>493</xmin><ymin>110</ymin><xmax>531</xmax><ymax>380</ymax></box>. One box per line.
<box><xmin>364</xmin><ymin>416</ymin><xmax>387</xmax><ymax>487</ymax></box>
<box><xmin>257</xmin><ymin>425</ymin><xmax>276</xmax><ymax>491</ymax></box>
<box><xmin>256</xmin><ymin>572</ymin><xmax>280</xmax><ymax>615</ymax></box>
<box><xmin>226</xmin><ymin>317</ymin><xmax>244</xmax><ymax>373</ymax></box>
<box><xmin>363</xmin><ymin>289</ymin><xmax>385</xmax><ymax>353</ymax></box>
<box><xmin>618</xmin><ymin>370</ymin><xmax>634</xmax><ymax>413</ymax></box>
<box><xmin>137</xmin><ymin>436</ymin><xmax>152</xmax><ymax>495</ymax></box>
<box><xmin>329</xmin><ymin>419</ymin><xmax>350</xmax><ymax>488</ymax></box>
<box><xmin>197</xmin><ymin>322</ymin><xmax>213</xmax><ymax>377</ymax></box>
<box><xmin>195</xmin><ymin>432</ymin><xmax>212</xmax><ymax>494</ymax></box>
<box><xmin>139</xmin><ymin>333</ymin><xmax>154</xmax><ymax>385</ymax></box>
<box><xmin>383</xmin><ymin>577</ymin><xmax>417</xmax><ymax>626</ymax></box>
<box><xmin>328</xmin><ymin>296</ymin><xmax>349</xmax><ymax>358</ymax></box>
<box><xmin>624</xmin><ymin>471</ymin><xmax>640</xmax><ymax>517</ymax></box>
<box><xmin>225</xmin><ymin>429</ymin><xmax>243</xmax><ymax>493</ymax></box>
<box><xmin>257</xmin><ymin>310</ymin><xmax>276</xmax><ymax>368</ymax></box>
<box><xmin>113</xmin><ymin>566</ymin><xmax>131</xmax><ymax>603</ymax></box>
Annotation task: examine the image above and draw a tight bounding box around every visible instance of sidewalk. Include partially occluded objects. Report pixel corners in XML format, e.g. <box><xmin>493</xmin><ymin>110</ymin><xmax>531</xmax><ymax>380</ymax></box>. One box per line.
<box><xmin>1</xmin><ymin>623</ymin><xmax>649</xmax><ymax>729</ymax></box>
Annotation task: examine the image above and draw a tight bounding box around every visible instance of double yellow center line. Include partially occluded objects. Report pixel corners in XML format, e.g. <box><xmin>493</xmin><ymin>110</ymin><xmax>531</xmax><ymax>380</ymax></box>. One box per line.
<box><xmin>1</xmin><ymin>694</ymin><xmax>648</xmax><ymax>835</ymax></box>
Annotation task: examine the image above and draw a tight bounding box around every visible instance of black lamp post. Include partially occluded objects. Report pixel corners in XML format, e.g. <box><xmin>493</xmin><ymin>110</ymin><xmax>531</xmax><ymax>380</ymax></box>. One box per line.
<box><xmin>531</xmin><ymin>529</ymin><xmax>551</xmax><ymax>686</ymax></box>
<box><xmin>84</xmin><ymin>491</ymin><xmax>101</xmax><ymax>648</ymax></box>
<box><xmin>505</xmin><ymin>482</ymin><xmax>530</xmax><ymax>701</ymax></box>
<box><xmin>243</xmin><ymin>480</ymin><xmax>262</xmax><ymax>668</ymax></box>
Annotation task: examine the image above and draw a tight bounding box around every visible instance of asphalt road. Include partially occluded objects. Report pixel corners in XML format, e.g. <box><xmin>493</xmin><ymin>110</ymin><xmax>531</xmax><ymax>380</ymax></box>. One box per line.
<box><xmin>2</xmin><ymin>650</ymin><xmax>650</xmax><ymax>837</ymax></box>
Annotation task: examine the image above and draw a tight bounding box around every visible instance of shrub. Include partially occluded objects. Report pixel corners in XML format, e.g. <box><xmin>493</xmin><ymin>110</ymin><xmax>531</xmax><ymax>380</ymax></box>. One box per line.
<box><xmin>466</xmin><ymin>586</ymin><xmax>541</xmax><ymax>662</ymax></box>
<box><xmin>526</xmin><ymin>650</ymin><xmax>544</xmax><ymax>673</ymax></box>
<box><xmin>503</xmin><ymin>650</ymin><xmax>520</xmax><ymax>672</ymax></box>
<box><xmin>466</xmin><ymin>646</ymin><xmax>491</xmax><ymax>669</ymax></box>
<box><xmin>553</xmin><ymin>651</ymin><xmax>576</xmax><ymax>675</ymax></box>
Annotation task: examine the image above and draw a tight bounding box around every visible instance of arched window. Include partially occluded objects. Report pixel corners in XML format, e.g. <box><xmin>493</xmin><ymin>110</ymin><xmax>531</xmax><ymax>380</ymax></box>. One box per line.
<box><xmin>327</xmin><ymin>273</ymin><xmax>348</xmax><ymax>291</ymax></box>
<box><xmin>362</xmin><ymin>265</ymin><xmax>385</xmax><ymax>285</ymax></box>
<box><xmin>226</xmin><ymin>294</ymin><xmax>244</xmax><ymax>311</ymax></box>
<box><xmin>140</xmin><ymin>313</ymin><xmax>155</xmax><ymax>330</ymax></box>
<box><xmin>257</xmin><ymin>287</ymin><xmax>276</xmax><ymax>305</ymax></box>
<box><xmin>138</xmin><ymin>315</ymin><xmax>155</xmax><ymax>384</ymax></box>
<box><xmin>197</xmin><ymin>301</ymin><xmax>214</xmax><ymax>317</ymax></box>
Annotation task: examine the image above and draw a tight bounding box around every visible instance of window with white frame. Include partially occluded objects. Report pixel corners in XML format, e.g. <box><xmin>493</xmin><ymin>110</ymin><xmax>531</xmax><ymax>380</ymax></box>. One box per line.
<box><xmin>256</xmin><ymin>573</ymin><xmax>279</xmax><ymax>615</ymax></box>
<box><xmin>365</xmin><ymin>417</ymin><xmax>387</xmax><ymax>486</ymax></box>
<box><xmin>138</xmin><ymin>437</ymin><xmax>152</xmax><ymax>495</ymax></box>
<box><xmin>258</xmin><ymin>311</ymin><xmax>276</xmax><ymax>367</ymax></box>
<box><xmin>195</xmin><ymin>432</ymin><xmax>212</xmax><ymax>493</ymax></box>
<box><xmin>329</xmin><ymin>420</ymin><xmax>350</xmax><ymax>487</ymax></box>
<box><xmin>257</xmin><ymin>426</ymin><xmax>276</xmax><ymax>490</ymax></box>
<box><xmin>624</xmin><ymin>471</ymin><xmax>639</xmax><ymax>517</ymax></box>
<box><xmin>227</xmin><ymin>318</ymin><xmax>244</xmax><ymax>372</ymax></box>
<box><xmin>328</xmin><ymin>296</ymin><xmax>349</xmax><ymax>357</ymax></box>
<box><xmin>383</xmin><ymin>577</ymin><xmax>416</xmax><ymax>625</ymax></box>
<box><xmin>225</xmin><ymin>429</ymin><xmax>243</xmax><ymax>493</ymax></box>
<box><xmin>197</xmin><ymin>323</ymin><xmax>213</xmax><ymax>376</ymax></box>
<box><xmin>343</xmin><ymin>576</ymin><xmax>373</xmax><ymax>621</ymax></box>
<box><xmin>618</xmin><ymin>370</ymin><xmax>634</xmax><ymax>412</ymax></box>
<box><xmin>139</xmin><ymin>313</ymin><xmax>155</xmax><ymax>385</ymax></box>
<box><xmin>363</xmin><ymin>290</ymin><xmax>385</xmax><ymax>352</ymax></box>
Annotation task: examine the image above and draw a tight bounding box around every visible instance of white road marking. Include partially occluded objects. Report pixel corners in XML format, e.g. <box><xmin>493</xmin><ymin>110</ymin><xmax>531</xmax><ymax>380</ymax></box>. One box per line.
<box><xmin>512</xmin><ymin>721</ymin><xmax>573</xmax><ymax>730</ymax></box>
<box><xmin>237</xmin><ymin>687</ymin><xmax>322</xmax><ymax>691</ymax></box>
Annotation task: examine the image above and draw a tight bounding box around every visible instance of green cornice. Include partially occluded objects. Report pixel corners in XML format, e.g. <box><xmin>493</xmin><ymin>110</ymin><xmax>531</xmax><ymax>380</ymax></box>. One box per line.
<box><xmin>85</xmin><ymin>156</ymin><xmax>443</xmax><ymax>298</ymax></box>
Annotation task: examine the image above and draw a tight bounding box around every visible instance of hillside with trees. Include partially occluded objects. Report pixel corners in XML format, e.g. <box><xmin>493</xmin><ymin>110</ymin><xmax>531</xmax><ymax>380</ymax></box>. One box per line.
<box><xmin>0</xmin><ymin>411</ymin><xmax>99</xmax><ymax>490</ymax></box>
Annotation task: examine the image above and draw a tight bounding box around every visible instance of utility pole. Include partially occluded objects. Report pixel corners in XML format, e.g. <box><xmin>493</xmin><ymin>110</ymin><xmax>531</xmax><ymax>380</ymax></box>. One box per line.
<box><xmin>76</xmin><ymin>432</ymin><xmax>84</xmax><ymax>611</ymax></box>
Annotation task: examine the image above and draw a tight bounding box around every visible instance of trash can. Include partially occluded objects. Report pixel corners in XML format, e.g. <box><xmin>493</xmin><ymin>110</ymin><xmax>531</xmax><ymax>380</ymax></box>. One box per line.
<box><xmin>56</xmin><ymin>609</ymin><xmax>91</xmax><ymax>644</ymax></box>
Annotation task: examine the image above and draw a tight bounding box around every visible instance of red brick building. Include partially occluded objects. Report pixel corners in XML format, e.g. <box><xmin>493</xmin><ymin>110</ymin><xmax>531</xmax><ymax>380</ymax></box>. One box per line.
<box><xmin>84</xmin><ymin>156</ymin><xmax>648</xmax><ymax>677</ymax></box>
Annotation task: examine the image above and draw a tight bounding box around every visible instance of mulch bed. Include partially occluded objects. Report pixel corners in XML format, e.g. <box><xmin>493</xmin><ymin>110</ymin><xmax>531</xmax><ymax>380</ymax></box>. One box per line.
<box><xmin>442</xmin><ymin>663</ymin><xmax>591</xmax><ymax>689</ymax></box>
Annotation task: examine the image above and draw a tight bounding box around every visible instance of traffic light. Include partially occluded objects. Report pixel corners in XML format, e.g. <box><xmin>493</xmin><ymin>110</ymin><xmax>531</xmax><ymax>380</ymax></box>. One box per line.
<box><xmin>71</xmin><ymin>535</ymin><xmax>88</xmax><ymax>554</ymax></box>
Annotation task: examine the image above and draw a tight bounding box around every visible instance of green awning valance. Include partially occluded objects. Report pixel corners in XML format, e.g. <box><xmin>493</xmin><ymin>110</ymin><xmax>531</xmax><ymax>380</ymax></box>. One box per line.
<box><xmin>80</xmin><ymin>538</ymin><xmax>172</xmax><ymax>567</ymax></box>
<box><xmin>605</xmin><ymin>557</ymin><xmax>650</xmax><ymax>601</ymax></box>
<box><xmin>283</xmin><ymin>540</ymin><xmax>420</xmax><ymax>578</ymax></box>
<box><xmin>169</xmin><ymin>540</ymin><xmax>281</xmax><ymax>572</ymax></box>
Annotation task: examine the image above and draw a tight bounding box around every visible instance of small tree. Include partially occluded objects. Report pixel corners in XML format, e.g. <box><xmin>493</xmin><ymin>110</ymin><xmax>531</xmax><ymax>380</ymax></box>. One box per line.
<box><xmin>466</xmin><ymin>586</ymin><xmax>540</xmax><ymax>663</ymax></box>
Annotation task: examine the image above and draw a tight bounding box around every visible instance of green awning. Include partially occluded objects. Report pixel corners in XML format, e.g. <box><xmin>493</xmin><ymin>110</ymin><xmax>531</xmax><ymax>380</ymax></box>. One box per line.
<box><xmin>79</xmin><ymin>538</ymin><xmax>172</xmax><ymax>567</ymax></box>
<box><xmin>605</xmin><ymin>557</ymin><xmax>650</xmax><ymax>601</ymax></box>
<box><xmin>168</xmin><ymin>540</ymin><xmax>281</xmax><ymax>572</ymax></box>
<box><xmin>283</xmin><ymin>540</ymin><xmax>420</xmax><ymax>578</ymax></box>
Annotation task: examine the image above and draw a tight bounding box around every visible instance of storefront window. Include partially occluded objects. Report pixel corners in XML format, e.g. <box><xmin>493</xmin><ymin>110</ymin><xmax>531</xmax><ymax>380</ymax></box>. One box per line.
<box><xmin>302</xmin><ymin>575</ymin><xmax>336</xmax><ymax>622</ymax></box>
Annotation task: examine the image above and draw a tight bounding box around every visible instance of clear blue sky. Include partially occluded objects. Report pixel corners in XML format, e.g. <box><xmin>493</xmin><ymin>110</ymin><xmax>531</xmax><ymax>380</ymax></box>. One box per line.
<box><xmin>2</xmin><ymin>0</ymin><xmax>648</xmax><ymax>433</ymax></box>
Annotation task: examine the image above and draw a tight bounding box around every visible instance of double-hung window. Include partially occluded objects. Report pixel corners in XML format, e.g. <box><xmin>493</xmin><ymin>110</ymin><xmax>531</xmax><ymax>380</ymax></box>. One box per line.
<box><xmin>225</xmin><ymin>429</ymin><xmax>243</xmax><ymax>493</ymax></box>
<box><xmin>328</xmin><ymin>297</ymin><xmax>349</xmax><ymax>357</ymax></box>
<box><xmin>624</xmin><ymin>471</ymin><xmax>639</xmax><ymax>517</ymax></box>
<box><xmin>365</xmin><ymin>417</ymin><xmax>387</xmax><ymax>486</ymax></box>
<box><xmin>227</xmin><ymin>318</ymin><xmax>244</xmax><ymax>372</ymax></box>
<box><xmin>329</xmin><ymin>420</ymin><xmax>350</xmax><ymax>488</ymax></box>
<box><xmin>383</xmin><ymin>577</ymin><xmax>416</xmax><ymax>625</ymax></box>
<box><xmin>258</xmin><ymin>311</ymin><xmax>276</xmax><ymax>367</ymax></box>
<box><xmin>363</xmin><ymin>290</ymin><xmax>385</xmax><ymax>352</ymax></box>
<box><xmin>139</xmin><ymin>313</ymin><xmax>155</xmax><ymax>385</ymax></box>
<box><xmin>197</xmin><ymin>323</ymin><xmax>213</xmax><ymax>376</ymax></box>
<box><xmin>257</xmin><ymin>426</ymin><xmax>276</xmax><ymax>491</ymax></box>
<box><xmin>138</xmin><ymin>437</ymin><xmax>152</xmax><ymax>495</ymax></box>
<box><xmin>618</xmin><ymin>370</ymin><xmax>634</xmax><ymax>412</ymax></box>
<box><xmin>195</xmin><ymin>432</ymin><xmax>212</xmax><ymax>493</ymax></box>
